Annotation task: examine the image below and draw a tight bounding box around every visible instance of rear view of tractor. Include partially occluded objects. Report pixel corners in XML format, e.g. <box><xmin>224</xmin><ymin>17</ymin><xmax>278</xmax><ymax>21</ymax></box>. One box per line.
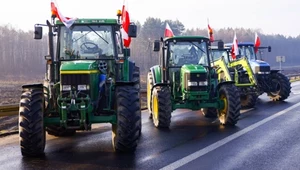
<box><xmin>224</xmin><ymin>42</ymin><xmax>291</xmax><ymax>103</ymax></box>
<box><xmin>210</xmin><ymin>46</ymin><xmax>259</xmax><ymax>108</ymax></box>
<box><xmin>18</xmin><ymin>12</ymin><xmax>141</xmax><ymax>157</ymax></box>
<box><xmin>147</xmin><ymin>36</ymin><xmax>241</xmax><ymax>128</ymax></box>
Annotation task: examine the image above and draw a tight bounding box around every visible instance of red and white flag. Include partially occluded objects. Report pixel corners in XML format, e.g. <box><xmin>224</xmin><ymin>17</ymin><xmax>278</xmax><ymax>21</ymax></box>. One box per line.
<box><xmin>231</xmin><ymin>33</ymin><xmax>239</xmax><ymax>60</ymax></box>
<box><xmin>51</xmin><ymin>0</ymin><xmax>77</xmax><ymax>28</ymax></box>
<box><xmin>121</xmin><ymin>0</ymin><xmax>131</xmax><ymax>47</ymax></box>
<box><xmin>254</xmin><ymin>32</ymin><xmax>261</xmax><ymax>53</ymax></box>
<box><xmin>164</xmin><ymin>23</ymin><xmax>174</xmax><ymax>37</ymax></box>
<box><xmin>208</xmin><ymin>24</ymin><xmax>214</xmax><ymax>42</ymax></box>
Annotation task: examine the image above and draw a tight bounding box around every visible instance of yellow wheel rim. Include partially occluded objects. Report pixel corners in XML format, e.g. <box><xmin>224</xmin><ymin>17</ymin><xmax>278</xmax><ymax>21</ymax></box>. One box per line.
<box><xmin>152</xmin><ymin>94</ymin><xmax>159</xmax><ymax>125</ymax></box>
<box><xmin>219</xmin><ymin>93</ymin><xmax>228</xmax><ymax>124</ymax></box>
<box><xmin>147</xmin><ymin>80</ymin><xmax>152</xmax><ymax>109</ymax></box>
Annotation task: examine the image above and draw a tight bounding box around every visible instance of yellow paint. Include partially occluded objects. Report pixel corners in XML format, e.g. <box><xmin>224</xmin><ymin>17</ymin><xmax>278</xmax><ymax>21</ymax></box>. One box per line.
<box><xmin>153</xmin><ymin>95</ymin><xmax>159</xmax><ymax>121</ymax></box>
<box><xmin>219</xmin><ymin>93</ymin><xmax>228</xmax><ymax>124</ymax></box>
<box><xmin>147</xmin><ymin>81</ymin><xmax>151</xmax><ymax>109</ymax></box>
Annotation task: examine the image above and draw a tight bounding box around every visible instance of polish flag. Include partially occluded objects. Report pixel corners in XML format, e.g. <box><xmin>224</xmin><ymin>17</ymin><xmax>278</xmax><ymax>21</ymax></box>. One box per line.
<box><xmin>51</xmin><ymin>0</ymin><xmax>77</xmax><ymax>28</ymax></box>
<box><xmin>231</xmin><ymin>33</ymin><xmax>239</xmax><ymax>60</ymax></box>
<box><xmin>121</xmin><ymin>0</ymin><xmax>131</xmax><ymax>47</ymax></box>
<box><xmin>208</xmin><ymin>24</ymin><xmax>214</xmax><ymax>42</ymax></box>
<box><xmin>164</xmin><ymin>23</ymin><xmax>174</xmax><ymax>37</ymax></box>
<box><xmin>254</xmin><ymin>32</ymin><xmax>261</xmax><ymax>53</ymax></box>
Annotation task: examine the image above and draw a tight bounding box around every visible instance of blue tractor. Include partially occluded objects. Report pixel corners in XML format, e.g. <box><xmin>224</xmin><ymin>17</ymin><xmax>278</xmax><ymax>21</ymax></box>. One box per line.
<box><xmin>224</xmin><ymin>42</ymin><xmax>291</xmax><ymax>103</ymax></box>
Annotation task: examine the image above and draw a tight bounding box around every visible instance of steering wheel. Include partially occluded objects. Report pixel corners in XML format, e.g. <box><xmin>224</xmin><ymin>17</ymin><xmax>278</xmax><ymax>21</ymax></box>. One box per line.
<box><xmin>80</xmin><ymin>42</ymin><xmax>101</xmax><ymax>54</ymax></box>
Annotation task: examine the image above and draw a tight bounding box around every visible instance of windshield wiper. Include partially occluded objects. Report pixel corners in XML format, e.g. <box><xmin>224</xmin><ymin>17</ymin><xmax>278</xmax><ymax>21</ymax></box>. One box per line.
<box><xmin>73</xmin><ymin>31</ymin><xmax>92</xmax><ymax>43</ymax></box>
<box><xmin>87</xmin><ymin>25</ymin><xmax>109</xmax><ymax>44</ymax></box>
<box><xmin>189</xmin><ymin>41</ymin><xmax>206</xmax><ymax>54</ymax></box>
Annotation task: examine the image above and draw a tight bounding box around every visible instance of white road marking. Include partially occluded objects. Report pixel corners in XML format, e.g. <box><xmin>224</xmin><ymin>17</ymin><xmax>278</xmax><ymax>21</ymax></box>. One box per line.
<box><xmin>160</xmin><ymin>102</ymin><xmax>300</xmax><ymax>170</ymax></box>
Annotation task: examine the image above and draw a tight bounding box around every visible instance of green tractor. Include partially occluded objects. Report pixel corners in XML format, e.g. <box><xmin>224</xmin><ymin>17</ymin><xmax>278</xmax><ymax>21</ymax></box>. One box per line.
<box><xmin>18</xmin><ymin>14</ymin><xmax>141</xmax><ymax>157</ymax></box>
<box><xmin>210</xmin><ymin>46</ymin><xmax>259</xmax><ymax>108</ymax></box>
<box><xmin>146</xmin><ymin>36</ymin><xmax>241</xmax><ymax>128</ymax></box>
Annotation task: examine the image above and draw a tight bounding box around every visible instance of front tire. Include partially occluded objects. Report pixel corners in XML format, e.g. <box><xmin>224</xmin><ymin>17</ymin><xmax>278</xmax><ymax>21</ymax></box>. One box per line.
<box><xmin>19</xmin><ymin>87</ymin><xmax>45</xmax><ymax>157</ymax></box>
<box><xmin>218</xmin><ymin>84</ymin><xmax>241</xmax><ymax>125</ymax></box>
<box><xmin>112</xmin><ymin>85</ymin><xmax>141</xmax><ymax>152</ymax></box>
<box><xmin>267</xmin><ymin>72</ymin><xmax>291</xmax><ymax>101</ymax></box>
<box><xmin>151</xmin><ymin>86</ymin><xmax>172</xmax><ymax>128</ymax></box>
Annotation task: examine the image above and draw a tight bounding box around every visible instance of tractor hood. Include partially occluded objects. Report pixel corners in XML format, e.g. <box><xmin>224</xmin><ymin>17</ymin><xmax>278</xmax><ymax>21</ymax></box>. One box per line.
<box><xmin>181</xmin><ymin>64</ymin><xmax>207</xmax><ymax>73</ymax></box>
<box><xmin>181</xmin><ymin>64</ymin><xmax>208</xmax><ymax>95</ymax></box>
<box><xmin>248</xmin><ymin>60</ymin><xmax>270</xmax><ymax>74</ymax></box>
<box><xmin>60</xmin><ymin>60</ymin><xmax>99</xmax><ymax>72</ymax></box>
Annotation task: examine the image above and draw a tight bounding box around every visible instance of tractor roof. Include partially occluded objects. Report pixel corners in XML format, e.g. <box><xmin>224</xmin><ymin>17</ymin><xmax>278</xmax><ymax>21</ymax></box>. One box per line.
<box><xmin>164</xmin><ymin>35</ymin><xmax>209</xmax><ymax>41</ymax></box>
<box><xmin>56</xmin><ymin>18</ymin><xmax>118</xmax><ymax>25</ymax></box>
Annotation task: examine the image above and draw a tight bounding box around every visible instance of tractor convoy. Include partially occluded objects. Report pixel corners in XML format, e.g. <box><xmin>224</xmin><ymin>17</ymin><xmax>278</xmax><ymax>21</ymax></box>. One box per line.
<box><xmin>17</xmin><ymin>5</ymin><xmax>292</xmax><ymax>158</ymax></box>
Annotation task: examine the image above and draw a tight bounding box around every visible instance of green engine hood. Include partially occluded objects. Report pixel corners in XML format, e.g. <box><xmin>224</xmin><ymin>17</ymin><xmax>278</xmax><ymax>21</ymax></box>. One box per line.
<box><xmin>181</xmin><ymin>64</ymin><xmax>207</xmax><ymax>73</ymax></box>
<box><xmin>60</xmin><ymin>60</ymin><xmax>98</xmax><ymax>71</ymax></box>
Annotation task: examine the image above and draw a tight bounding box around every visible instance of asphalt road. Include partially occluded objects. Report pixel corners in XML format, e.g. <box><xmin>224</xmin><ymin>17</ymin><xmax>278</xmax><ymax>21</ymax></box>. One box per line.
<box><xmin>1</xmin><ymin>82</ymin><xmax>300</xmax><ymax>170</ymax></box>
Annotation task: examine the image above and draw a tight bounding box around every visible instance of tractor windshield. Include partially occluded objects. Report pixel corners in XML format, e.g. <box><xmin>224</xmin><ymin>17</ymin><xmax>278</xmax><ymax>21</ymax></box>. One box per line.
<box><xmin>210</xmin><ymin>49</ymin><xmax>229</xmax><ymax>64</ymax></box>
<box><xmin>59</xmin><ymin>25</ymin><xmax>117</xmax><ymax>60</ymax></box>
<box><xmin>238</xmin><ymin>45</ymin><xmax>256</xmax><ymax>60</ymax></box>
<box><xmin>168</xmin><ymin>40</ymin><xmax>209</xmax><ymax>66</ymax></box>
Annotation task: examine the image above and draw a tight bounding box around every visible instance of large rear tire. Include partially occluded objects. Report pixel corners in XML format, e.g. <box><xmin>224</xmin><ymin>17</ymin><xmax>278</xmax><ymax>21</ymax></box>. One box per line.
<box><xmin>240</xmin><ymin>94</ymin><xmax>258</xmax><ymax>109</ymax></box>
<box><xmin>112</xmin><ymin>85</ymin><xmax>141</xmax><ymax>152</ymax></box>
<box><xmin>151</xmin><ymin>86</ymin><xmax>172</xmax><ymax>128</ymax></box>
<box><xmin>133</xmin><ymin>66</ymin><xmax>140</xmax><ymax>91</ymax></box>
<box><xmin>267</xmin><ymin>72</ymin><xmax>291</xmax><ymax>101</ymax></box>
<box><xmin>218</xmin><ymin>84</ymin><xmax>241</xmax><ymax>125</ymax></box>
<box><xmin>147</xmin><ymin>71</ymin><xmax>154</xmax><ymax>118</ymax></box>
<box><xmin>19</xmin><ymin>87</ymin><xmax>45</xmax><ymax>157</ymax></box>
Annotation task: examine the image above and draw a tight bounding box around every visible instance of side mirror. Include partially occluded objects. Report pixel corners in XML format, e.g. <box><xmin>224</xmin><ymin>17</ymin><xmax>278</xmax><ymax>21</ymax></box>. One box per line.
<box><xmin>153</xmin><ymin>40</ymin><xmax>160</xmax><ymax>51</ymax></box>
<box><xmin>123</xmin><ymin>48</ymin><xmax>130</xmax><ymax>57</ymax></box>
<box><xmin>218</xmin><ymin>40</ymin><xmax>224</xmax><ymax>50</ymax></box>
<box><xmin>128</xmin><ymin>24</ymin><xmax>137</xmax><ymax>38</ymax></box>
<box><xmin>268</xmin><ymin>46</ymin><xmax>271</xmax><ymax>52</ymax></box>
<box><xmin>34</xmin><ymin>25</ymin><xmax>43</xmax><ymax>39</ymax></box>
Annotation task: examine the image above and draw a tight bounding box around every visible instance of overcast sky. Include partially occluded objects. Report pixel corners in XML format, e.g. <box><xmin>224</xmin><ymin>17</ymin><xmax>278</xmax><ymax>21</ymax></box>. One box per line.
<box><xmin>1</xmin><ymin>0</ymin><xmax>299</xmax><ymax>37</ymax></box>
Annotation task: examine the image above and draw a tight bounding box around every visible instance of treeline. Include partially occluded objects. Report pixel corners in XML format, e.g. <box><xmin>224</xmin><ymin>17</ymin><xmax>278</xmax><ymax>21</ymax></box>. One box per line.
<box><xmin>0</xmin><ymin>25</ymin><xmax>48</xmax><ymax>79</ymax></box>
<box><xmin>1</xmin><ymin>18</ymin><xmax>300</xmax><ymax>78</ymax></box>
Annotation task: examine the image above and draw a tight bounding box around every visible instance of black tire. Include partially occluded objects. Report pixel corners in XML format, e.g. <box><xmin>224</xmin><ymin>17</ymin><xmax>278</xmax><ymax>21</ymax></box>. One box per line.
<box><xmin>46</xmin><ymin>126</ymin><xmax>76</xmax><ymax>137</ymax></box>
<box><xmin>151</xmin><ymin>86</ymin><xmax>172</xmax><ymax>128</ymax></box>
<box><xmin>112</xmin><ymin>85</ymin><xmax>141</xmax><ymax>152</ymax></box>
<box><xmin>201</xmin><ymin>108</ymin><xmax>218</xmax><ymax>118</ymax></box>
<box><xmin>133</xmin><ymin>66</ymin><xmax>140</xmax><ymax>91</ymax></box>
<box><xmin>240</xmin><ymin>94</ymin><xmax>258</xmax><ymax>109</ymax></box>
<box><xmin>267</xmin><ymin>72</ymin><xmax>291</xmax><ymax>101</ymax></box>
<box><xmin>19</xmin><ymin>88</ymin><xmax>45</xmax><ymax>157</ymax></box>
<box><xmin>147</xmin><ymin>71</ymin><xmax>153</xmax><ymax>118</ymax></box>
<box><xmin>218</xmin><ymin>84</ymin><xmax>241</xmax><ymax>125</ymax></box>
<box><xmin>132</xmin><ymin>66</ymin><xmax>142</xmax><ymax>137</ymax></box>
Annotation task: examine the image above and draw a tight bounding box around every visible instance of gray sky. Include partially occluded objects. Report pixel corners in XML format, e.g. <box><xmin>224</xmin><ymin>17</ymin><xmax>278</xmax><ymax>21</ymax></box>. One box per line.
<box><xmin>1</xmin><ymin>0</ymin><xmax>299</xmax><ymax>37</ymax></box>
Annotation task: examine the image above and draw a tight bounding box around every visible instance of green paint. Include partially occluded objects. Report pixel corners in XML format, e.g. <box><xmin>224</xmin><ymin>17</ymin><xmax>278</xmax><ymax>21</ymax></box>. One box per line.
<box><xmin>60</xmin><ymin>60</ymin><xmax>98</xmax><ymax>71</ymax></box>
<box><xmin>56</xmin><ymin>18</ymin><xmax>118</xmax><ymax>25</ymax></box>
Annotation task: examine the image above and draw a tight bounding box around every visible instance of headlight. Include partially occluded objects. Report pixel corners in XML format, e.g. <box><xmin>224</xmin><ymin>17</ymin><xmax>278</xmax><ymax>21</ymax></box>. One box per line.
<box><xmin>188</xmin><ymin>81</ymin><xmax>198</xmax><ymax>86</ymax></box>
<box><xmin>198</xmin><ymin>81</ymin><xmax>208</xmax><ymax>86</ymax></box>
<box><xmin>78</xmin><ymin>85</ymin><xmax>87</xmax><ymax>91</ymax></box>
<box><xmin>62</xmin><ymin>85</ymin><xmax>71</xmax><ymax>91</ymax></box>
